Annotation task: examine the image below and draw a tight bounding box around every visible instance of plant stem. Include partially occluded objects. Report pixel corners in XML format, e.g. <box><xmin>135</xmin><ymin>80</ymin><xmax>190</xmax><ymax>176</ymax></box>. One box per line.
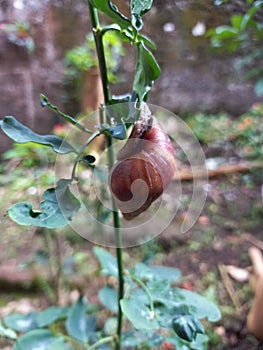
<box><xmin>40</xmin><ymin>94</ymin><xmax>93</xmax><ymax>134</ymax></box>
<box><xmin>87</xmin><ymin>336</ymin><xmax>114</xmax><ymax>350</ymax></box>
<box><xmin>52</xmin><ymin>232</ymin><xmax>63</xmax><ymax>304</ymax></box>
<box><xmin>106</xmin><ymin>133</ymin><xmax>124</xmax><ymax>350</ymax></box>
<box><xmin>129</xmin><ymin>274</ymin><xmax>154</xmax><ymax>312</ymax></box>
<box><xmin>42</xmin><ymin>229</ymin><xmax>56</xmax><ymax>303</ymax></box>
<box><xmin>71</xmin><ymin>130</ymin><xmax>101</xmax><ymax>181</ymax></box>
<box><xmin>87</xmin><ymin>1</ymin><xmax>110</xmax><ymax>104</ymax></box>
<box><xmin>87</xmin><ymin>2</ymin><xmax>124</xmax><ymax>349</ymax></box>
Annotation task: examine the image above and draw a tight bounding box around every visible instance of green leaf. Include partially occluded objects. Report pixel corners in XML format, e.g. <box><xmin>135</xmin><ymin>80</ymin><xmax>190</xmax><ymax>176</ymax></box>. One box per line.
<box><xmin>103</xmin><ymin>317</ymin><xmax>118</xmax><ymax>336</ymax></box>
<box><xmin>132</xmin><ymin>42</ymin><xmax>161</xmax><ymax>101</ymax></box>
<box><xmin>8</xmin><ymin>179</ymin><xmax>80</xmax><ymax>229</ymax></box>
<box><xmin>99</xmin><ymin>286</ymin><xmax>118</xmax><ymax>313</ymax></box>
<box><xmin>230</xmin><ymin>15</ymin><xmax>243</xmax><ymax>30</ymax></box>
<box><xmin>36</xmin><ymin>306</ymin><xmax>69</xmax><ymax>327</ymax></box>
<box><xmin>165</xmin><ymin>333</ymin><xmax>209</xmax><ymax>350</ymax></box>
<box><xmin>134</xmin><ymin>263</ymin><xmax>181</xmax><ymax>283</ymax></box>
<box><xmin>90</xmin><ymin>0</ymin><xmax>131</xmax><ymax>29</ymax></box>
<box><xmin>4</xmin><ymin>312</ymin><xmax>38</xmax><ymax>332</ymax></box>
<box><xmin>114</xmin><ymin>27</ymin><xmax>156</xmax><ymax>49</ymax></box>
<box><xmin>214</xmin><ymin>25</ymin><xmax>238</xmax><ymax>38</ymax></box>
<box><xmin>40</xmin><ymin>94</ymin><xmax>92</xmax><ymax>135</ymax></box>
<box><xmin>121</xmin><ymin>299</ymin><xmax>159</xmax><ymax>330</ymax></box>
<box><xmin>81</xmin><ymin>155</ymin><xmax>96</xmax><ymax>167</ymax></box>
<box><xmin>122</xmin><ymin>330</ymin><xmax>164</xmax><ymax>348</ymax></box>
<box><xmin>93</xmin><ymin>247</ymin><xmax>118</xmax><ymax>278</ymax></box>
<box><xmin>0</xmin><ymin>321</ymin><xmax>17</xmax><ymax>340</ymax></box>
<box><xmin>152</xmin><ymin>288</ymin><xmax>221</xmax><ymax>322</ymax></box>
<box><xmin>47</xmin><ymin>338</ymin><xmax>74</xmax><ymax>350</ymax></box>
<box><xmin>131</xmin><ymin>0</ymin><xmax>153</xmax><ymax>30</ymax></box>
<box><xmin>177</xmin><ymin>288</ymin><xmax>222</xmax><ymax>322</ymax></box>
<box><xmin>255</xmin><ymin>77</ymin><xmax>263</xmax><ymax>96</ymax></box>
<box><xmin>13</xmin><ymin>329</ymin><xmax>73</xmax><ymax>350</ymax></box>
<box><xmin>137</xmin><ymin>33</ymin><xmax>157</xmax><ymax>50</ymax></box>
<box><xmin>105</xmin><ymin>123</ymin><xmax>127</xmax><ymax>140</ymax></box>
<box><xmin>66</xmin><ymin>296</ymin><xmax>96</xmax><ymax>343</ymax></box>
<box><xmin>55</xmin><ymin>179</ymin><xmax>81</xmax><ymax>221</ymax></box>
<box><xmin>0</xmin><ymin>116</ymin><xmax>76</xmax><ymax>154</ymax></box>
<box><xmin>172</xmin><ymin>315</ymin><xmax>205</xmax><ymax>342</ymax></box>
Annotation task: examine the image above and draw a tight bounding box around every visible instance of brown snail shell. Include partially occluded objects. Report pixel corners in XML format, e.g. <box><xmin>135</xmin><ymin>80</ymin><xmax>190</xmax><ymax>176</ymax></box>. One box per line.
<box><xmin>109</xmin><ymin>115</ymin><xmax>176</xmax><ymax>220</ymax></box>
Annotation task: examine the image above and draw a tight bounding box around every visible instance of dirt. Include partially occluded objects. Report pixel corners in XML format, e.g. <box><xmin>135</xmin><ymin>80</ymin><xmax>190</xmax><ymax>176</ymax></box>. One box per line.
<box><xmin>0</xmin><ymin>169</ymin><xmax>262</xmax><ymax>350</ymax></box>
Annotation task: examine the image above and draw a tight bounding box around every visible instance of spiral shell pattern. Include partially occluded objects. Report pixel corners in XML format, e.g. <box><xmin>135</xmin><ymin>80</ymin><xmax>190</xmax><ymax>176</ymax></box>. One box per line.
<box><xmin>109</xmin><ymin>115</ymin><xmax>176</xmax><ymax>220</ymax></box>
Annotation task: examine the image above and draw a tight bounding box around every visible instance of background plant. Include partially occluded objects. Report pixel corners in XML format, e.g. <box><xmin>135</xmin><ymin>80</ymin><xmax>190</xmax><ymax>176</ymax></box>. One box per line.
<box><xmin>0</xmin><ymin>20</ymin><xmax>34</xmax><ymax>53</ymax></box>
<box><xmin>64</xmin><ymin>30</ymin><xmax>125</xmax><ymax>110</ymax></box>
<box><xmin>186</xmin><ymin>103</ymin><xmax>263</xmax><ymax>159</ymax></box>
<box><xmin>206</xmin><ymin>0</ymin><xmax>263</xmax><ymax>96</ymax></box>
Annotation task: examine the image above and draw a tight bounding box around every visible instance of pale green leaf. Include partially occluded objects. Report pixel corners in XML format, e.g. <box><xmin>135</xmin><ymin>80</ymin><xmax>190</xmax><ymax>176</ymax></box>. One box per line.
<box><xmin>90</xmin><ymin>0</ymin><xmax>131</xmax><ymax>29</ymax></box>
<box><xmin>13</xmin><ymin>329</ymin><xmax>73</xmax><ymax>350</ymax></box>
<box><xmin>93</xmin><ymin>247</ymin><xmax>118</xmax><ymax>278</ymax></box>
<box><xmin>66</xmin><ymin>297</ymin><xmax>96</xmax><ymax>343</ymax></box>
<box><xmin>99</xmin><ymin>286</ymin><xmax>118</xmax><ymax>313</ymax></box>
<box><xmin>0</xmin><ymin>116</ymin><xmax>76</xmax><ymax>154</ymax></box>
<box><xmin>133</xmin><ymin>42</ymin><xmax>160</xmax><ymax>101</ymax></box>
<box><xmin>121</xmin><ymin>299</ymin><xmax>159</xmax><ymax>330</ymax></box>
<box><xmin>255</xmin><ymin>77</ymin><xmax>263</xmax><ymax>96</ymax></box>
<box><xmin>8</xmin><ymin>179</ymin><xmax>80</xmax><ymax>229</ymax></box>
<box><xmin>131</xmin><ymin>0</ymin><xmax>153</xmax><ymax>30</ymax></box>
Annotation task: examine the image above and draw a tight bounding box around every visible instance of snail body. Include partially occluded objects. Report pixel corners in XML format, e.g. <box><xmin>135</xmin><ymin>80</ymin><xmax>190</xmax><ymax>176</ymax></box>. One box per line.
<box><xmin>109</xmin><ymin>115</ymin><xmax>176</xmax><ymax>220</ymax></box>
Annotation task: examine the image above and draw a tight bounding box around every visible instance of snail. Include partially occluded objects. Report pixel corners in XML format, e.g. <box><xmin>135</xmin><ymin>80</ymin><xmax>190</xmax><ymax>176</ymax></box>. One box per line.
<box><xmin>109</xmin><ymin>113</ymin><xmax>176</xmax><ymax>220</ymax></box>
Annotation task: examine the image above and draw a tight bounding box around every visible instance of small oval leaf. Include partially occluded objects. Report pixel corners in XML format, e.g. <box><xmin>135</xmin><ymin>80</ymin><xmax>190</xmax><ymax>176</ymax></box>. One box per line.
<box><xmin>8</xmin><ymin>179</ymin><xmax>80</xmax><ymax>229</ymax></box>
<box><xmin>93</xmin><ymin>247</ymin><xmax>118</xmax><ymax>278</ymax></box>
<box><xmin>4</xmin><ymin>312</ymin><xmax>38</xmax><ymax>332</ymax></box>
<box><xmin>81</xmin><ymin>155</ymin><xmax>96</xmax><ymax>166</ymax></box>
<box><xmin>121</xmin><ymin>299</ymin><xmax>159</xmax><ymax>330</ymax></box>
<box><xmin>90</xmin><ymin>0</ymin><xmax>131</xmax><ymax>29</ymax></box>
<box><xmin>131</xmin><ymin>0</ymin><xmax>153</xmax><ymax>30</ymax></box>
<box><xmin>13</xmin><ymin>329</ymin><xmax>73</xmax><ymax>350</ymax></box>
<box><xmin>172</xmin><ymin>315</ymin><xmax>205</xmax><ymax>342</ymax></box>
<box><xmin>36</xmin><ymin>306</ymin><xmax>69</xmax><ymax>328</ymax></box>
<box><xmin>99</xmin><ymin>286</ymin><xmax>118</xmax><ymax>313</ymax></box>
<box><xmin>0</xmin><ymin>321</ymin><xmax>17</xmax><ymax>340</ymax></box>
<box><xmin>66</xmin><ymin>297</ymin><xmax>96</xmax><ymax>343</ymax></box>
<box><xmin>135</xmin><ymin>263</ymin><xmax>181</xmax><ymax>283</ymax></box>
<box><xmin>132</xmin><ymin>42</ymin><xmax>161</xmax><ymax>102</ymax></box>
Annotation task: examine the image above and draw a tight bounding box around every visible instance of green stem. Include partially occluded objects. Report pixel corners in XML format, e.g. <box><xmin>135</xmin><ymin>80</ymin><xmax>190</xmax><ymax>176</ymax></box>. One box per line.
<box><xmin>87</xmin><ymin>2</ymin><xmax>124</xmax><ymax>349</ymax></box>
<box><xmin>40</xmin><ymin>94</ymin><xmax>93</xmax><ymax>134</ymax></box>
<box><xmin>87</xmin><ymin>336</ymin><xmax>114</xmax><ymax>350</ymax></box>
<box><xmin>42</xmin><ymin>229</ymin><xmax>57</xmax><ymax>304</ymax></box>
<box><xmin>53</xmin><ymin>232</ymin><xmax>63</xmax><ymax>304</ymax></box>
<box><xmin>106</xmin><ymin>133</ymin><xmax>124</xmax><ymax>350</ymax></box>
<box><xmin>71</xmin><ymin>130</ymin><xmax>101</xmax><ymax>181</ymax></box>
<box><xmin>87</xmin><ymin>1</ymin><xmax>111</xmax><ymax>104</ymax></box>
<box><xmin>130</xmin><ymin>275</ymin><xmax>155</xmax><ymax>312</ymax></box>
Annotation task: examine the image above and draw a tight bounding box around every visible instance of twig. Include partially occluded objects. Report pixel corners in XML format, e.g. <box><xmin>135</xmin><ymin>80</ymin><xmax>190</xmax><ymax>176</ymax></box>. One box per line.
<box><xmin>218</xmin><ymin>264</ymin><xmax>243</xmax><ymax>314</ymax></box>
<box><xmin>174</xmin><ymin>160</ymin><xmax>263</xmax><ymax>181</ymax></box>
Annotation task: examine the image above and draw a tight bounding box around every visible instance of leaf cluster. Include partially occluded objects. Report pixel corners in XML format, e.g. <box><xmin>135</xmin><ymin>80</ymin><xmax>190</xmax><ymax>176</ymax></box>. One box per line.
<box><xmin>95</xmin><ymin>248</ymin><xmax>220</xmax><ymax>349</ymax></box>
<box><xmin>2</xmin><ymin>248</ymin><xmax>221</xmax><ymax>350</ymax></box>
<box><xmin>206</xmin><ymin>0</ymin><xmax>263</xmax><ymax>96</ymax></box>
<box><xmin>89</xmin><ymin>0</ymin><xmax>160</xmax><ymax>103</ymax></box>
<box><xmin>65</xmin><ymin>31</ymin><xmax>125</xmax><ymax>84</ymax></box>
<box><xmin>186</xmin><ymin>103</ymin><xmax>263</xmax><ymax>159</ymax></box>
